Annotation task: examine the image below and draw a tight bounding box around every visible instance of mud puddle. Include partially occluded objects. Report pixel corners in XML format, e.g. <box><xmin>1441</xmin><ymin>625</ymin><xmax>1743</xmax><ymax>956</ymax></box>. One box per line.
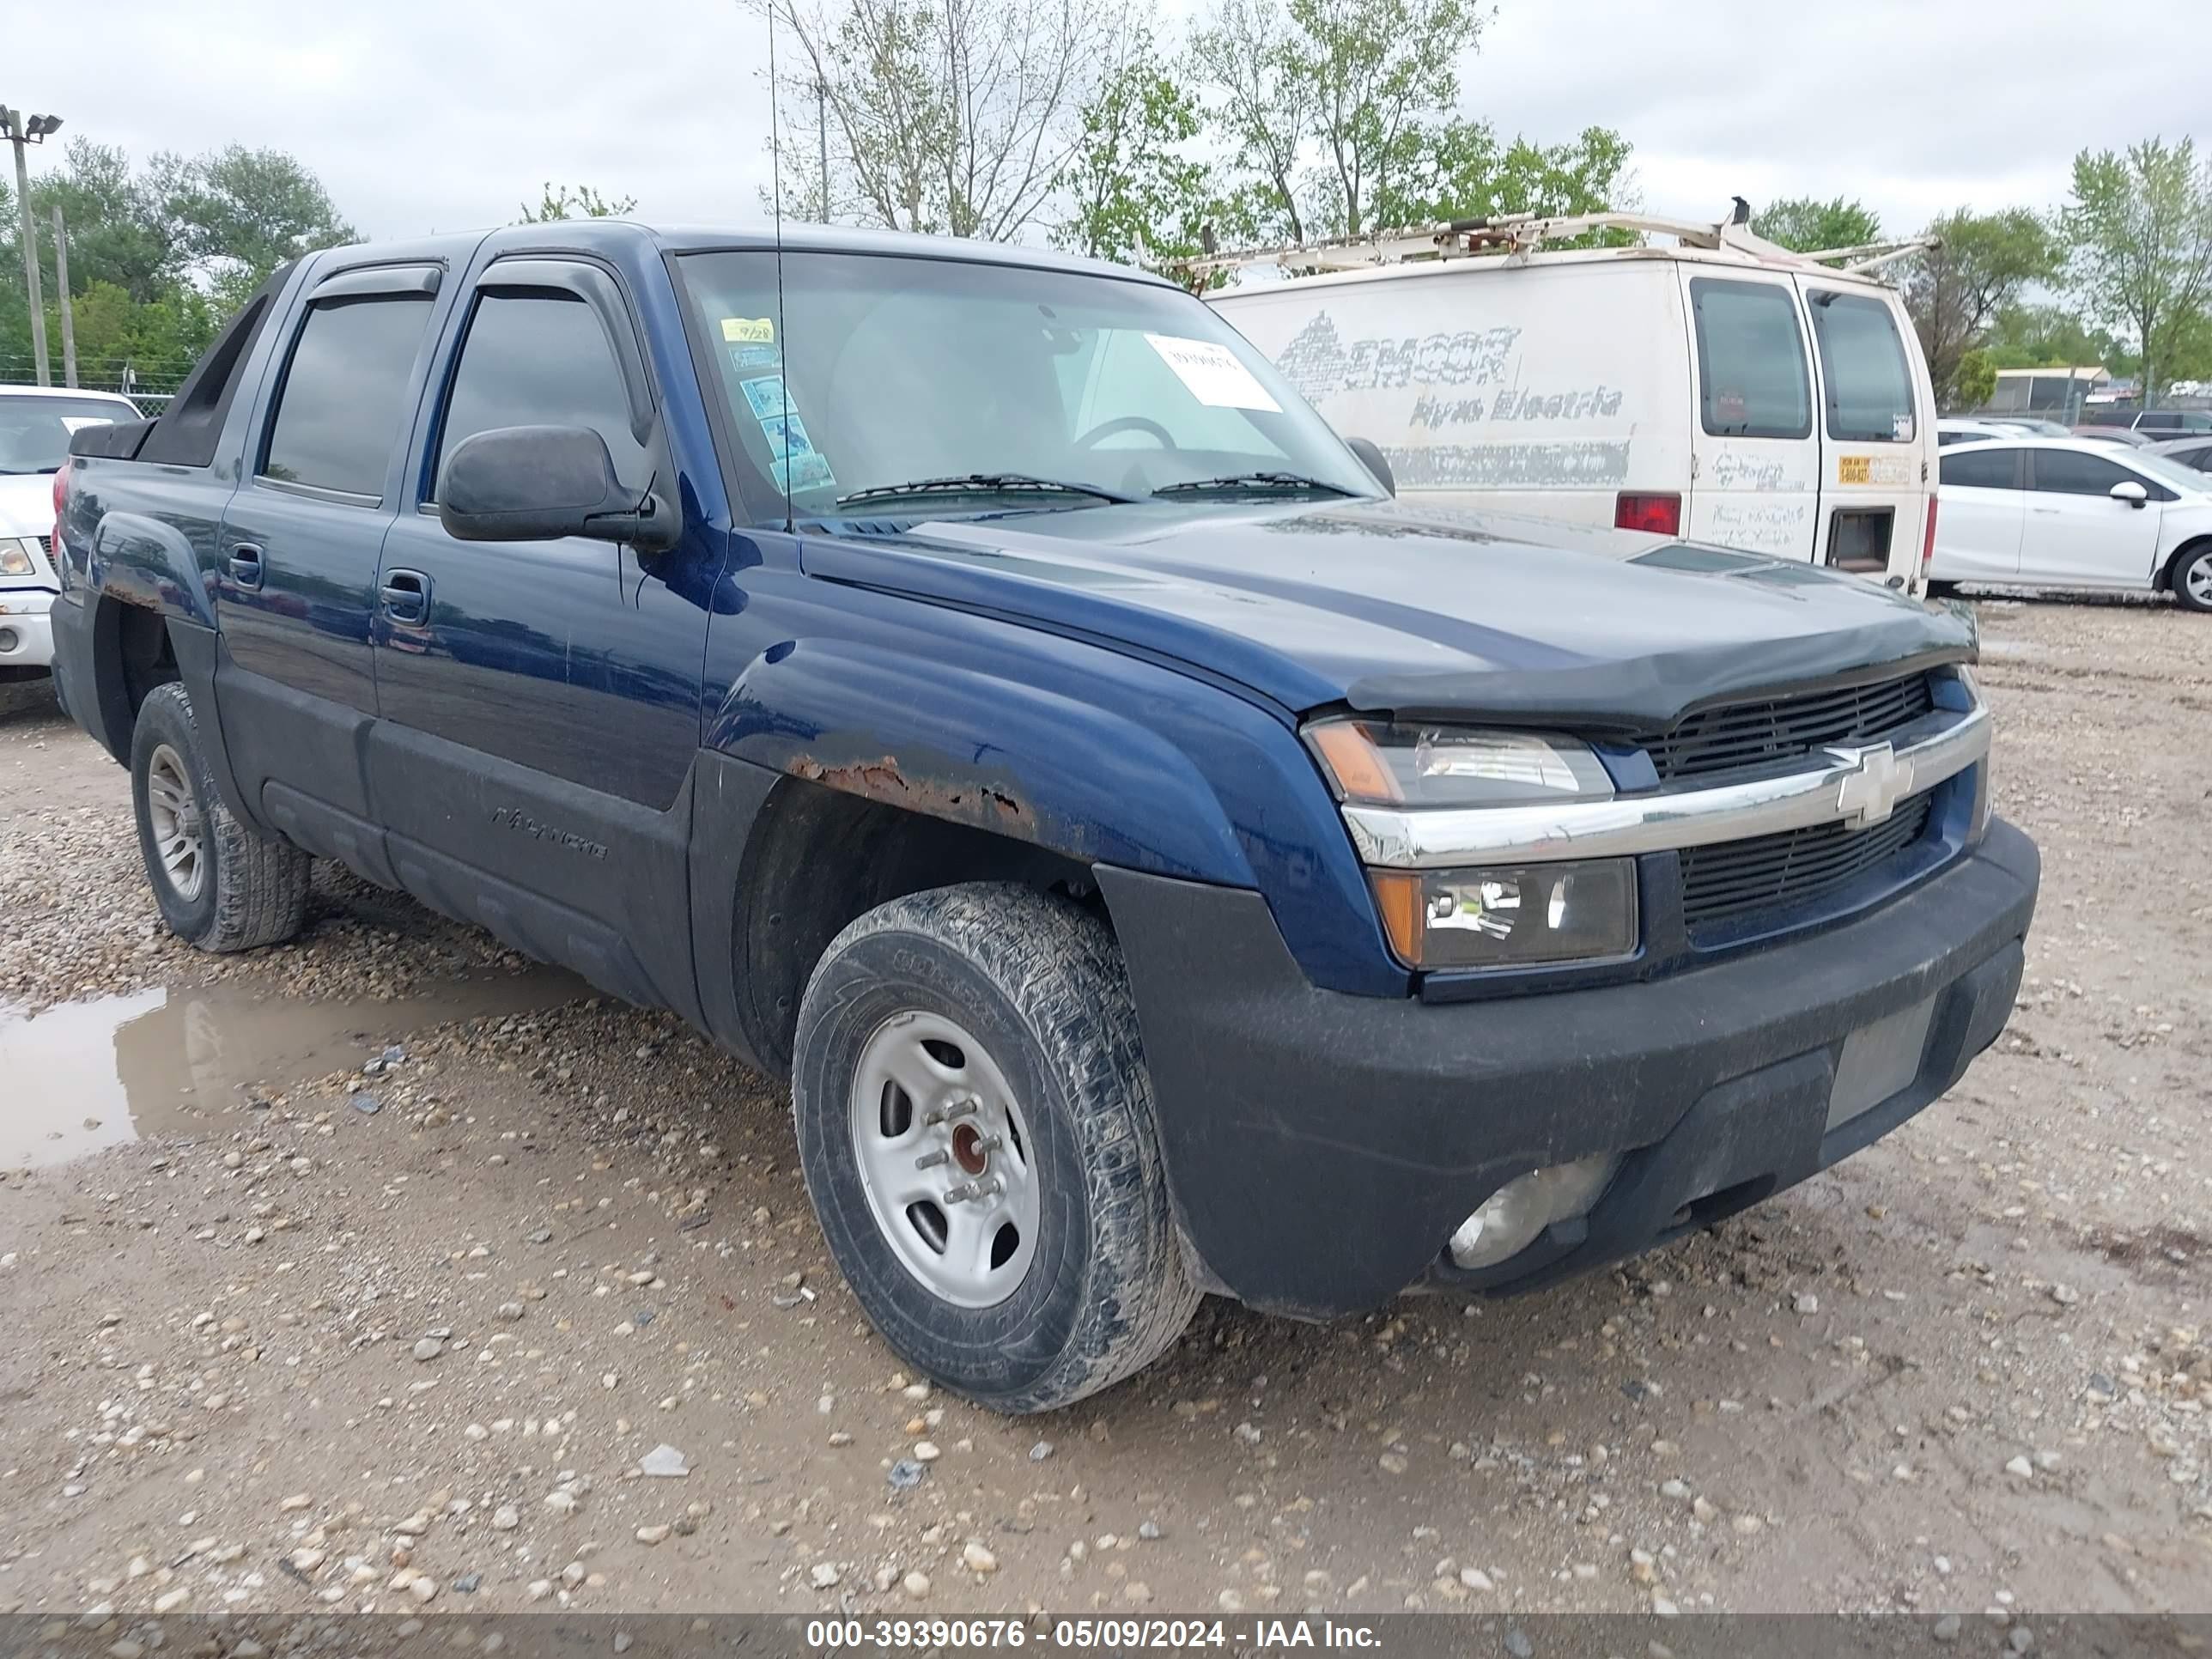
<box><xmin>0</xmin><ymin>968</ymin><xmax>585</xmax><ymax>1170</ymax></box>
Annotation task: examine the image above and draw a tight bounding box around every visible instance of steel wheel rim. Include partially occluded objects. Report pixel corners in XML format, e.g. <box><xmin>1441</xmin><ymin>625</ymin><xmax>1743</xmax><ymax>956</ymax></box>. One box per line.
<box><xmin>848</xmin><ymin>1009</ymin><xmax>1042</xmax><ymax>1309</ymax></box>
<box><xmin>146</xmin><ymin>743</ymin><xmax>206</xmax><ymax>902</ymax></box>
<box><xmin>2187</xmin><ymin>559</ymin><xmax>2212</xmax><ymax>608</ymax></box>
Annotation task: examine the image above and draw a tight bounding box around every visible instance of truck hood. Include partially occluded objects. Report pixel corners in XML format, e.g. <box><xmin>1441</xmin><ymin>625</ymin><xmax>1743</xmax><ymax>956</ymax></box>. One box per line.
<box><xmin>0</xmin><ymin>474</ymin><xmax>54</xmax><ymax>539</ymax></box>
<box><xmin>798</xmin><ymin>499</ymin><xmax>1974</xmax><ymax>732</ymax></box>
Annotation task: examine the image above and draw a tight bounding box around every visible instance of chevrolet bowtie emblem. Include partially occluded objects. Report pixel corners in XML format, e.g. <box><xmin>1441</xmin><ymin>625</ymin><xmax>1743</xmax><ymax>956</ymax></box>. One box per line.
<box><xmin>1829</xmin><ymin>741</ymin><xmax>1915</xmax><ymax>828</ymax></box>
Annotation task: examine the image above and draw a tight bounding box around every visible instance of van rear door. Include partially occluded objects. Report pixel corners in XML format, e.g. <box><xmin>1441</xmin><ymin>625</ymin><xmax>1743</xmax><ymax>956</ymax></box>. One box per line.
<box><xmin>1799</xmin><ymin>278</ymin><xmax>1929</xmax><ymax>589</ymax></box>
<box><xmin>1680</xmin><ymin>271</ymin><xmax>1820</xmax><ymax>560</ymax></box>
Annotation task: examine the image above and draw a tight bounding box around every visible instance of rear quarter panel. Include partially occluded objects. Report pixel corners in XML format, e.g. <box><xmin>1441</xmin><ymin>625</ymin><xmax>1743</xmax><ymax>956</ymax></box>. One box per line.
<box><xmin>1213</xmin><ymin>259</ymin><xmax>1688</xmax><ymax>531</ymax></box>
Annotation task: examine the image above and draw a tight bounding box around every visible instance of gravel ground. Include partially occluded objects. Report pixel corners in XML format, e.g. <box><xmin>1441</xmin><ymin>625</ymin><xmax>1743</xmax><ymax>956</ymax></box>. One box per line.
<box><xmin>0</xmin><ymin>599</ymin><xmax>2206</xmax><ymax>1624</ymax></box>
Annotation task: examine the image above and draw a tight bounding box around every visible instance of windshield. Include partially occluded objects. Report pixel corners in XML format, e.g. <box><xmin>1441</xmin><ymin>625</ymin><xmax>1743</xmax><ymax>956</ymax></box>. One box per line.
<box><xmin>675</xmin><ymin>250</ymin><xmax>1379</xmax><ymax>516</ymax></box>
<box><xmin>0</xmin><ymin>394</ymin><xmax>136</xmax><ymax>474</ymax></box>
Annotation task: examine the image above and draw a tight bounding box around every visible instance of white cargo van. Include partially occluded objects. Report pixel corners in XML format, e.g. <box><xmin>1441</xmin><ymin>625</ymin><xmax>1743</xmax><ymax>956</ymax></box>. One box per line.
<box><xmin>1206</xmin><ymin>209</ymin><xmax>1939</xmax><ymax>592</ymax></box>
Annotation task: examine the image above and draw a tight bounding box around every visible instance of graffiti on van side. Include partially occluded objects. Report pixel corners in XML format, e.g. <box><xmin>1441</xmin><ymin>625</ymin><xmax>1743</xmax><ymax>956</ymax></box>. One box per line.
<box><xmin>1704</xmin><ymin>499</ymin><xmax>1808</xmax><ymax>553</ymax></box>
<box><xmin>1273</xmin><ymin>311</ymin><xmax>1521</xmax><ymax>404</ymax></box>
<box><xmin>1384</xmin><ymin>440</ymin><xmax>1632</xmax><ymax>489</ymax></box>
<box><xmin>1414</xmin><ymin>386</ymin><xmax>1626</xmax><ymax>428</ymax></box>
<box><xmin>1706</xmin><ymin>453</ymin><xmax>1795</xmax><ymax>491</ymax></box>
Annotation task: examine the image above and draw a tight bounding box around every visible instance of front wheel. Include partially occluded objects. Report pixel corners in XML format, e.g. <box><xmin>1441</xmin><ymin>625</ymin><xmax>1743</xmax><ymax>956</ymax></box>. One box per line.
<box><xmin>130</xmin><ymin>682</ymin><xmax>311</xmax><ymax>951</ymax></box>
<box><xmin>2172</xmin><ymin>544</ymin><xmax>2212</xmax><ymax>613</ymax></box>
<box><xmin>792</xmin><ymin>883</ymin><xmax>1200</xmax><ymax>1413</ymax></box>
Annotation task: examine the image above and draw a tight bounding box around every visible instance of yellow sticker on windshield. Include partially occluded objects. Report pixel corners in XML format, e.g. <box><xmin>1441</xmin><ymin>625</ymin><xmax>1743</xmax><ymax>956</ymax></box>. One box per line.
<box><xmin>721</xmin><ymin>317</ymin><xmax>775</xmax><ymax>343</ymax></box>
<box><xmin>1838</xmin><ymin>455</ymin><xmax>1871</xmax><ymax>485</ymax></box>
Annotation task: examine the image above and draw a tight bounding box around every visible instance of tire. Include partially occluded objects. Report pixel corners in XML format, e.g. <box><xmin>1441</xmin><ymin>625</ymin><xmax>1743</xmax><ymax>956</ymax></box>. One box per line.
<box><xmin>792</xmin><ymin>882</ymin><xmax>1200</xmax><ymax>1413</ymax></box>
<box><xmin>2171</xmin><ymin>543</ymin><xmax>2212</xmax><ymax>613</ymax></box>
<box><xmin>129</xmin><ymin>681</ymin><xmax>310</xmax><ymax>952</ymax></box>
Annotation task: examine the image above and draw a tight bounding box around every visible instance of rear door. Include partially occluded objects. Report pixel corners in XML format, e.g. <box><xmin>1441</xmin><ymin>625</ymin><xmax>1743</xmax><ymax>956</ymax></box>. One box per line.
<box><xmin>1931</xmin><ymin>445</ymin><xmax>2026</xmax><ymax>580</ymax></box>
<box><xmin>1681</xmin><ymin>271</ymin><xmax>1820</xmax><ymax>559</ymax></box>
<box><xmin>1801</xmin><ymin>281</ymin><xmax>1929</xmax><ymax>587</ymax></box>
<box><xmin>215</xmin><ymin>264</ymin><xmax>445</xmax><ymax>841</ymax></box>
<box><xmin>2018</xmin><ymin>447</ymin><xmax>2167</xmax><ymax>588</ymax></box>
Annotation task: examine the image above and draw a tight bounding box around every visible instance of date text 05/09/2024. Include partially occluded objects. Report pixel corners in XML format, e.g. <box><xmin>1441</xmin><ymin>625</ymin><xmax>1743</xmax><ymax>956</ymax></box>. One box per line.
<box><xmin>805</xmin><ymin>1617</ymin><xmax>1385</xmax><ymax>1650</ymax></box>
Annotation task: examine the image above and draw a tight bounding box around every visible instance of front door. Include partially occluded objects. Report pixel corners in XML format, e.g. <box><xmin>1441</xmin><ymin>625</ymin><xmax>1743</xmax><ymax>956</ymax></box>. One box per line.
<box><xmin>215</xmin><ymin>267</ymin><xmax>443</xmax><ymax>834</ymax></box>
<box><xmin>1682</xmin><ymin>271</ymin><xmax>1820</xmax><ymax>560</ymax></box>
<box><xmin>368</xmin><ymin>258</ymin><xmax>725</xmax><ymax>1016</ymax></box>
<box><xmin>2018</xmin><ymin>447</ymin><xmax>2165</xmax><ymax>589</ymax></box>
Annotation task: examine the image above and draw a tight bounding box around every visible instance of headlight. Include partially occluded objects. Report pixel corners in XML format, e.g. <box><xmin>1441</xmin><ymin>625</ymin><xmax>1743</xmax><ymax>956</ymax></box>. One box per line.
<box><xmin>1370</xmin><ymin>858</ymin><xmax>1638</xmax><ymax>969</ymax></box>
<box><xmin>0</xmin><ymin>544</ymin><xmax>33</xmax><ymax>578</ymax></box>
<box><xmin>1306</xmin><ymin>720</ymin><xmax>1614</xmax><ymax>807</ymax></box>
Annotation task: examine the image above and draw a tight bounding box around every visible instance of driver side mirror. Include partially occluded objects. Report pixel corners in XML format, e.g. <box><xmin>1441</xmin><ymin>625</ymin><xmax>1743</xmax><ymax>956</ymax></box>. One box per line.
<box><xmin>2110</xmin><ymin>479</ymin><xmax>2148</xmax><ymax>509</ymax></box>
<box><xmin>1343</xmin><ymin>434</ymin><xmax>1395</xmax><ymax>496</ymax></box>
<box><xmin>440</xmin><ymin>425</ymin><xmax>678</xmax><ymax>550</ymax></box>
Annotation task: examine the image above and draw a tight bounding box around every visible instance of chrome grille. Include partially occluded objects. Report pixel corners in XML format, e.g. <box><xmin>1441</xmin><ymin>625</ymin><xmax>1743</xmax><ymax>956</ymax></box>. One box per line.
<box><xmin>1643</xmin><ymin>673</ymin><xmax>1936</xmax><ymax>781</ymax></box>
<box><xmin>1680</xmin><ymin>793</ymin><xmax>1935</xmax><ymax>935</ymax></box>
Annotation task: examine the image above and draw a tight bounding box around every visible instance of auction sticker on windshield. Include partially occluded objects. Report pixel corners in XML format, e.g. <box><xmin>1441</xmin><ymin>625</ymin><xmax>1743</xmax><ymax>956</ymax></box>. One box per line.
<box><xmin>1144</xmin><ymin>333</ymin><xmax>1282</xmax><ymax>412</ymax></box>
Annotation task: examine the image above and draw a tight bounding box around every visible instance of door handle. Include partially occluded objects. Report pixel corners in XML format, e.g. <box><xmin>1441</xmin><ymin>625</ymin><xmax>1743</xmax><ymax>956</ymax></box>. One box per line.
<box><xmin>380</xmin><ymin>568</ymin><xmax>431</xmax><ymax>625</ymax></box>
<box><xmin>226</xmin><ymin>543</ymin><xmax>265</xmax><ymax>589</ymax></box>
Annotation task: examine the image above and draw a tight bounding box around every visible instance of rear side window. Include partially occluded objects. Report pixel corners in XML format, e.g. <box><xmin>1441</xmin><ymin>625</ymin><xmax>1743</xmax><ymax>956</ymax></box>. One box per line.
<box><xmin>138</xmin><ymin>263</ymin><xmax>292</xmax><ymax>469</ymax></box>
<box><xmin>1808</xmin><ymin>292</ymin><xmax>1915</xmax><ymax>442</ymax></box>
<box><xmin>434</xmin><ymin>292</ymin><xmax>648</xmax><ymax>497</ymax></box>
<box><xmin>1940</xmin><ymin>448</ymin><xmax>2021</xmax><ymax>489</ymax></box>
<box><xmin>261</xmin><ymin>295</ymin><xmax>435</xmax><ymax>501</ymax></box>
<box><xmin>2173</xmin><ymin>445</ymin><xmax>2212</xmax><ymax>472</ymax></box>
<box><xmin>2027</xmin><ymin>448</ymin><xmax>2132</xmax><ymax>495</ymax></box>
<box><xmin>1690</xmin><ymin>279</ymin><xmax>1811</xmax><ymax>441</ymax></box>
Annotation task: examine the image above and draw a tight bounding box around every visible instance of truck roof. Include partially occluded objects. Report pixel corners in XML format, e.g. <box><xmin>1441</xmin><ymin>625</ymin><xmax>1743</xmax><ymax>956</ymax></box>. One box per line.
<box><xmin>300</xmin><ymin>220</ymin><xmax>1176</xmax><ymax>289</ymax></box>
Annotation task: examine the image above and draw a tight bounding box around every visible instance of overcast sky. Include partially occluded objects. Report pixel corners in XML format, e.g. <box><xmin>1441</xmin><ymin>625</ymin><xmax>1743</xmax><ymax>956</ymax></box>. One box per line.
<box><xmin>15</xmin><ymin>0</ymin><xmax>2210</xmax><ymax>246</ymax></box>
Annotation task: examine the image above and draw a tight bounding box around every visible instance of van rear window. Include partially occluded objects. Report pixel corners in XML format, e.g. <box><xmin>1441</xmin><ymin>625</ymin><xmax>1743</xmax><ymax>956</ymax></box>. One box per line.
<box><xmin>1690</xmin><ymin>279</ymin><xmax>1811</xmax><ymax>441</ymax></box>
<box><xmin>1809</xmin><ymin>291</ymin><xmax>1915</xmax><ymax>443</ymax></box>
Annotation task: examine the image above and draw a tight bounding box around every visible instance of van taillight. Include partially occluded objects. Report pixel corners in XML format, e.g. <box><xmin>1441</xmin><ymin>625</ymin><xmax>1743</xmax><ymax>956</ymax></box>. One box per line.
<box><xmin>1614</xmin><ymin>492</ymin><xmax>1681</xmax><ymax>536</ymax></box>
<box><xmin>1920</xmin><ymin>496</ymin><xmax>1939</xmax><ymax>575</ymax></box>
<box><xmin>51</xmin><ymin>463</ymin><xmax>68</xmax><ymax>553</ymax></box>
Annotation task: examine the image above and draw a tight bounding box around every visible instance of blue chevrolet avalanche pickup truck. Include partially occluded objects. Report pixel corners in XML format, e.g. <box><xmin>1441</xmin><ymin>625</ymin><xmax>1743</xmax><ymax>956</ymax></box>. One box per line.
<box><xmin>52</xmin><ymin>222</ymin><xmax>2039</xmax><ymax>1412</ymax></box>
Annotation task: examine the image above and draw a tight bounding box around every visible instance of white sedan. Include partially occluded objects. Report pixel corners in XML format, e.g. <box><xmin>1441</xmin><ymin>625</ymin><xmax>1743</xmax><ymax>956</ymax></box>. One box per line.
<box><xmin>1933</xmin><ymin>436</ymin><xmax>2212</xmax><ymax>611</ymax></box>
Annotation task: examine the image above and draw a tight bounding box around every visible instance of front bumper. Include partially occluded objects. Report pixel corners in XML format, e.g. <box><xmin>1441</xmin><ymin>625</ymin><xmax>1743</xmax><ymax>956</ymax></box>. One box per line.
<box><xmin>1097</xmin><ymin>817</ymin><xmax>2039</xmax><ymax>1320</ymax></box>
<box><xmin>0</xmin><ymin>587</ymin><xmax>54</xmax><ymax>671</ymax></box>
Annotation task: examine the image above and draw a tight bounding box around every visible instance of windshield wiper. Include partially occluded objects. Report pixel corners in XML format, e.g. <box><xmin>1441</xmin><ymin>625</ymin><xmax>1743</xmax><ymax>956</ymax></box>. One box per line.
<box><xmin>1150</xmin><ymin>471</ymin><xmax>1361</xmax><ymax>499</ymax></box>
<box><xmin>836</xmin><ymin>472</ymin><xmax>1137</xmax><ymax>508</ymax></box>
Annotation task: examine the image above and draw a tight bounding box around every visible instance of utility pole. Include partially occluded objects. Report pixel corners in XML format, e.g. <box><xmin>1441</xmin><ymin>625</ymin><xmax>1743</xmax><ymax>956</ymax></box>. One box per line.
<box><xmin>1</xmin><ymin>106</ymin><xmax>63</xmax><ymax>386</ymax></box>
<box><xmin>51</xmin><ymin>204</ymin><xmax>76</xmax><ymax>387</ymax></box>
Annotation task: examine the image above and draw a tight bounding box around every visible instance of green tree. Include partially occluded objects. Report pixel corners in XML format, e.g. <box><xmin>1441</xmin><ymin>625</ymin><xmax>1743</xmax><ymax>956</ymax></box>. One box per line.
<box><xmin>1950</xmin><ymin>347</ymin><xmax>1996</xmax><ymax>411</ymax></box>
<box><xmin>2061</xmin><ymin>136</ymin><xmax>2212</xmax><ymax>402</ymax></box>
<box><xmin>30</xmin><ymin>139</ymin><xmax>188</xmax><ymax>305</ymax></box>
<box><xmin>1750</xmin><ymin>195</ymin><xmax>1881</xmax><ymax>254</ymax></box>
<box><xmin>1983</xmin><ymin>301</ymin><xmax>2121</xmax><ymax>369</ymax></box>
<box><xmin>517</xmin><ymin>183</ymin><xmax>638</xmax><ymax>223</ymax></box>
<box><xmin>1190</xmin><ymin>0</ymin><xmax>1486</xmax><ymax>242</ymax></box>
<box><xmin>1054</xmin><ymin>32</ymin><xmax>1218</xmax><ymax>266</ymax></box>
<box><xmin>1378</xmin><ymin>121</ymin><xmax>1632</xmax><ymax>228</ymax></box>
<box><xmin>1899</xmin><ymin>207</ymin><xmax>2055</xmax><ymax>406</ymax></box>
<box><xmin>170</xmin><ymin>144</ymin><xmax>358</xmax><ymax>305</ymax></box>
<box><xmin>1283</xmin><ymin>0</ymin><xmax>1486</xmax><ymax>238</ymax></box>
<box><xmin>1187</xmin><ymin>0</ymin><xmax>1311</xmax><ymax>243</ymax></box>
<box><xmin>759</xmin><ymin>0</ymin><xmax>1123</xmax><ymax>241</ymax></box>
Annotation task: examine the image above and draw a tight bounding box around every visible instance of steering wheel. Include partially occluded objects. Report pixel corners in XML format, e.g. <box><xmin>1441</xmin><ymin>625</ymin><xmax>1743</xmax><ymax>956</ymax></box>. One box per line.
<box><xmin>1073</xmin><ymin>415</ymin><xmax>1176</xmax><ymax>451</ymax></box>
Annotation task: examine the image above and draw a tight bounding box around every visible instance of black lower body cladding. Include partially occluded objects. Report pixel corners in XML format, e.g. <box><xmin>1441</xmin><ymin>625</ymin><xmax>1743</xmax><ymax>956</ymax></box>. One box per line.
<box><xmin>1097</xmin><ymin>819</ymin><xmax>2040</xmax><ymax>1320</ymax></box>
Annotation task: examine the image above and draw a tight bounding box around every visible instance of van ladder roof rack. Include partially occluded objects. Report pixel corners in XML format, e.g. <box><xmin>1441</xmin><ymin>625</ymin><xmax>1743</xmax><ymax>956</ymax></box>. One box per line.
<box><xmin>1170</xmin><ymin>205</ymin><xmax>1937</xmax><ymax>283</ymax></box>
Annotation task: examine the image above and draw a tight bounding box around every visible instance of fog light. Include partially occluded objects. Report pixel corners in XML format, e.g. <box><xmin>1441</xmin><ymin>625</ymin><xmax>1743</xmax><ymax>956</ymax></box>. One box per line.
<box><xmin>0</xmin><ymin>626</ymin><xmax>18</xmax><ymax>654</ymax></box>
<box><xmin>1448</xmin><ymin>1152</ymin><xmax>1622</xmax><ymax>1270</ymax></box>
